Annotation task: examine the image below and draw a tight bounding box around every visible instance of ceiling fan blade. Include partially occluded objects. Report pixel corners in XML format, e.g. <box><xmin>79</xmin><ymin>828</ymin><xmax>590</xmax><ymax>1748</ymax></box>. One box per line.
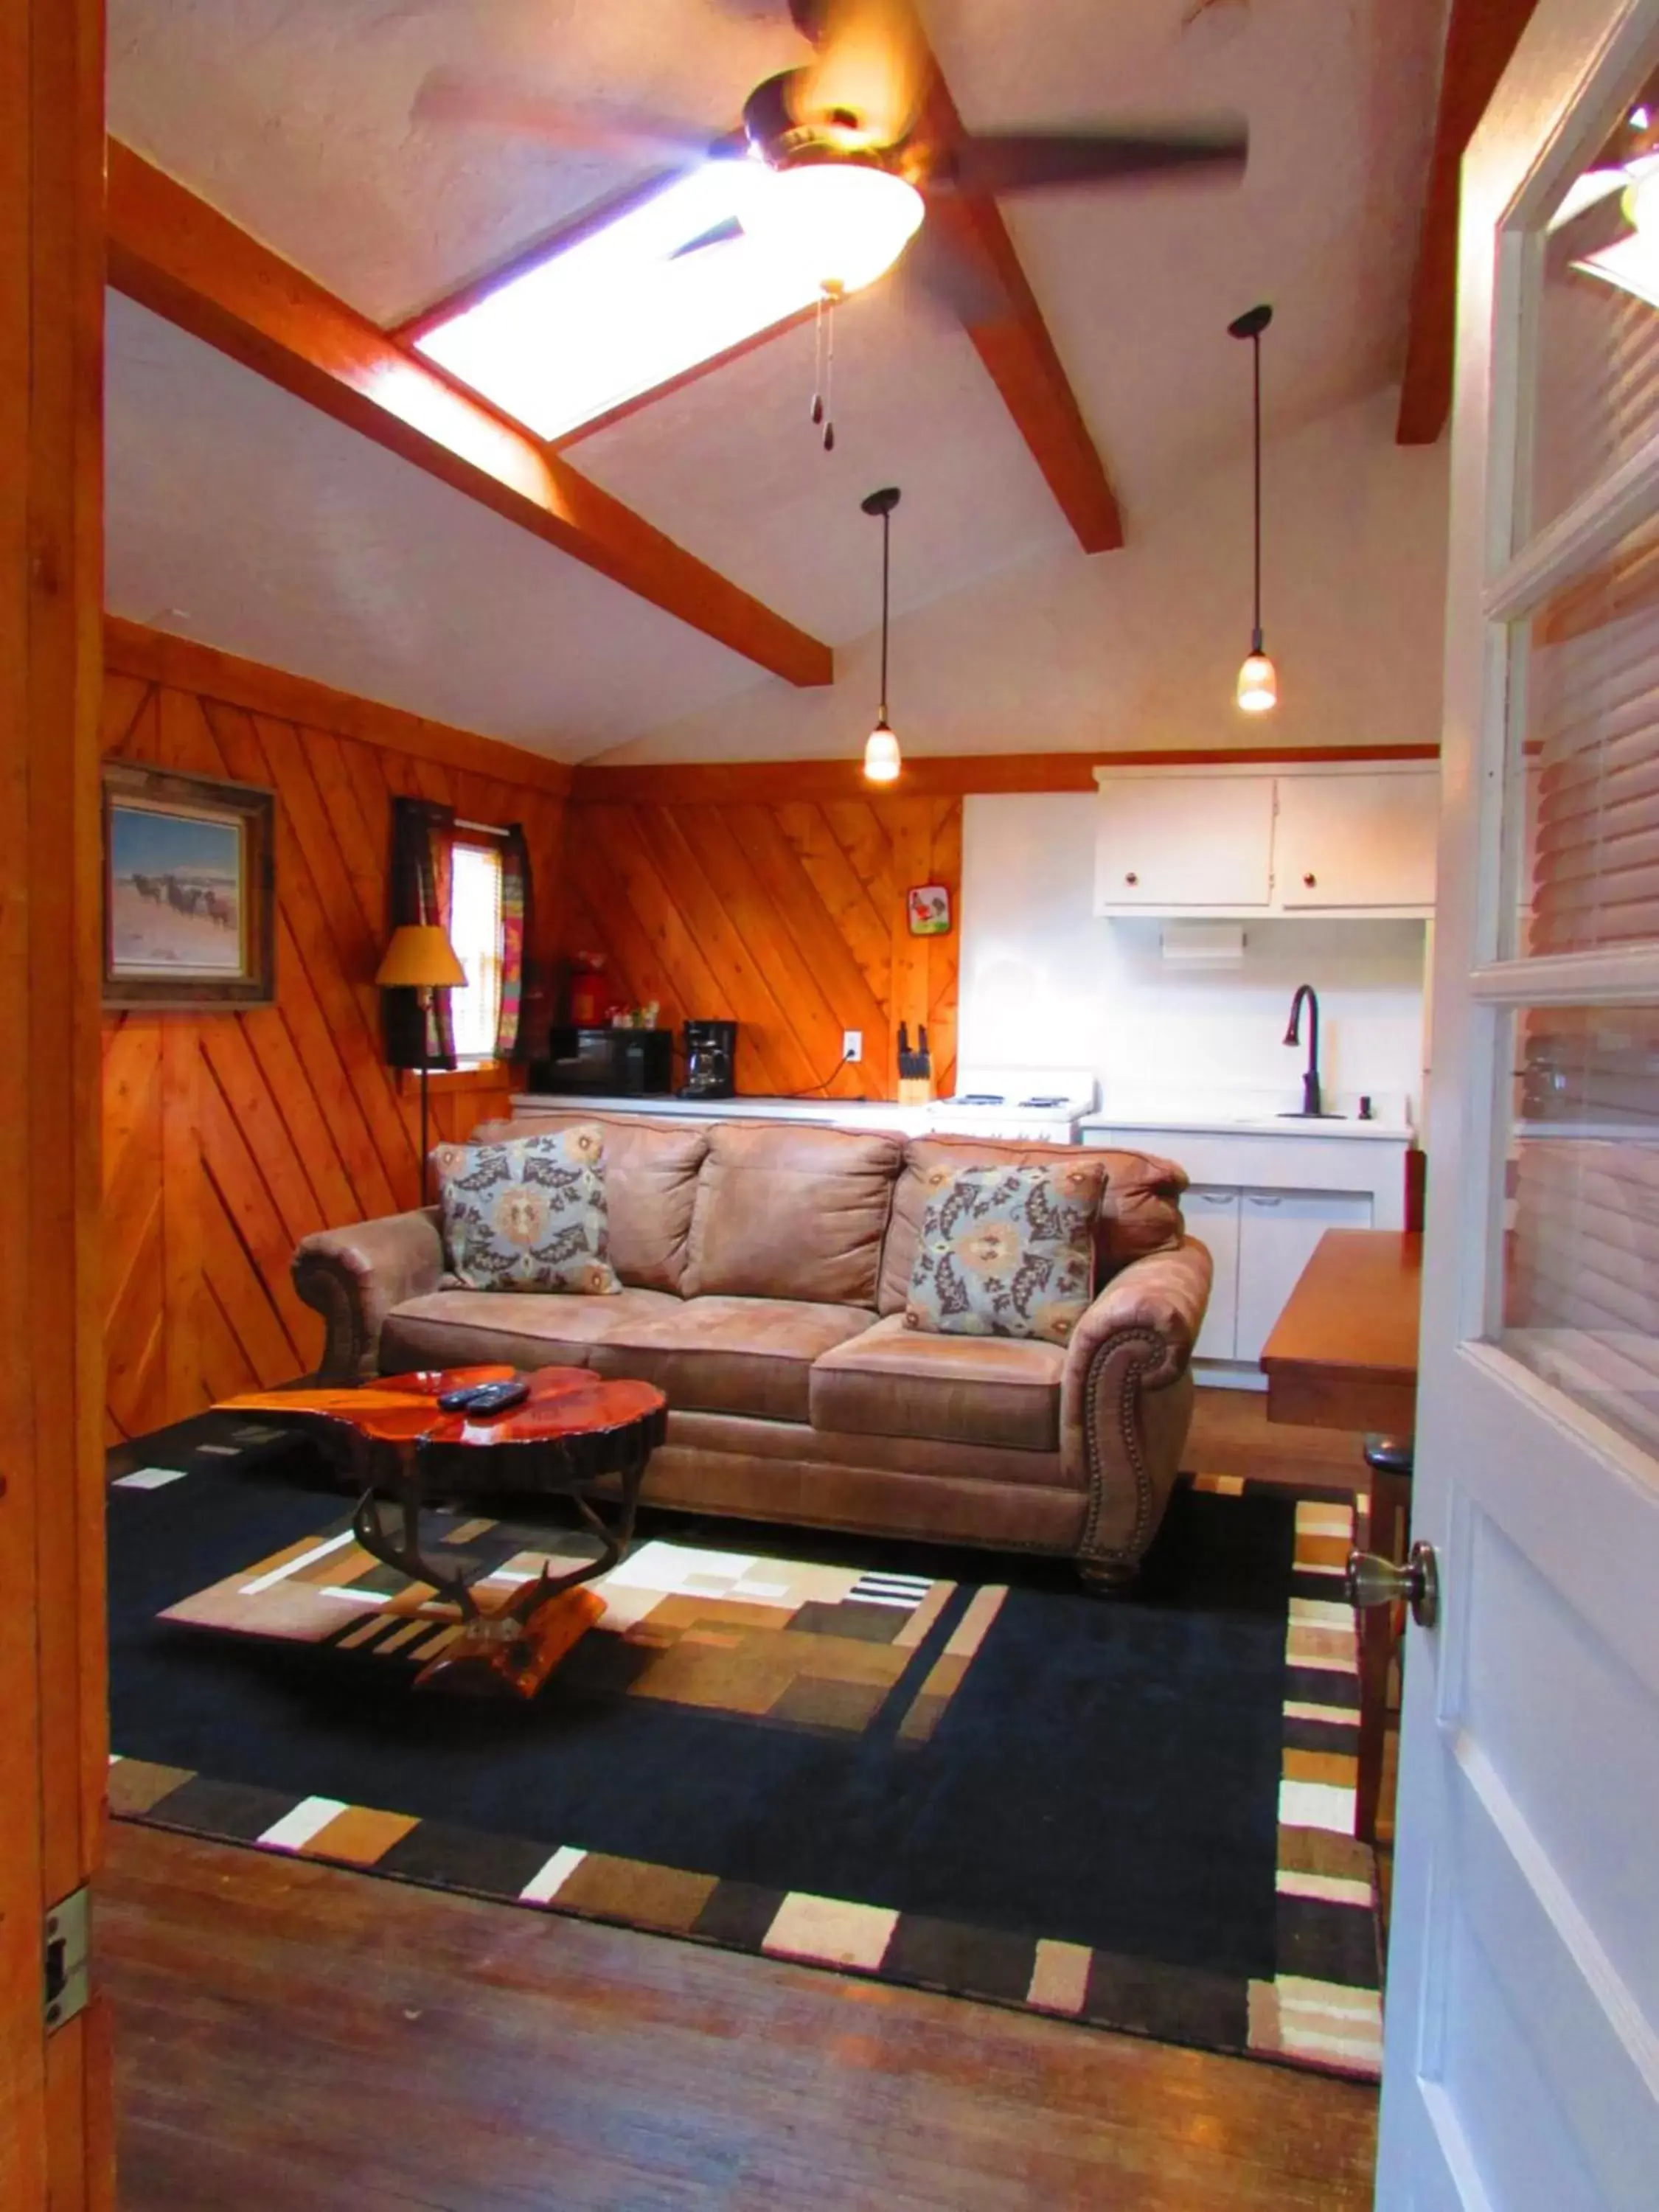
<box><xmin>788</xmin><ymin>0</ymin><xmax>928</xmax><ymax>149</ymax></box>
<box><xmin>937</xmin><ymin>118</ymin><xmax>1248</xmax><ymax>196</ymax></box>
<box><xmin>894</xmin><ymin>214</ymin><xmax>1009</xmax><ymax>326</ymax></box>
<box><xmin>669</xmin><ymin>216</ymin><xmax>748</xmax><ymax>260</ymax></box>
<box><xmin>413</xmin><ymin>68</ymin><xmax>736</xmax><ymax>164</ymax></box>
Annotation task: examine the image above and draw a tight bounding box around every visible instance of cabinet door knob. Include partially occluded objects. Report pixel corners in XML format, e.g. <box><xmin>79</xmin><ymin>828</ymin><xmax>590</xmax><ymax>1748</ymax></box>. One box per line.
<box><xmin>1125</xmin><ymin>871</ymin><xmax>1138</xmax><ymax>886</ymax></box>
<box><xmin>1303</xmin><ymin>872</ymin><xmax>1316</xmax><ymax>887</ymax></box>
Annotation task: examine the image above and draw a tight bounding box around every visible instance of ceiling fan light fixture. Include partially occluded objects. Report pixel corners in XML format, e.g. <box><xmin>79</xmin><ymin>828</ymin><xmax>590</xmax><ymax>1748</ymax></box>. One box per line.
<box><xmin>863</xmin><ymin>720</ymin><xmax>902</xmax><ymax>782</ymax></box>
<box><xmin>742</xmin><ymin>161</ymin><xmax>924</xmax><ymax>293</ymax></box>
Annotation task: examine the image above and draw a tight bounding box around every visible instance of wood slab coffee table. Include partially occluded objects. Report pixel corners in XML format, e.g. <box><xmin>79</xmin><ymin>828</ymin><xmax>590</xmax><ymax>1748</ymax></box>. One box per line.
<box><xmin>217</xmin><ymin>1365</ymin><xmax>667</xmax><ymax>1698</ymax></box>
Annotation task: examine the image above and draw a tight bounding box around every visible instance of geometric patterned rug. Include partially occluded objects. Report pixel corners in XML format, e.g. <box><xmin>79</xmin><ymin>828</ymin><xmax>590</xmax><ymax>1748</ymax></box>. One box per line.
<box><xmin>108</xmin><ymin>1441</ymin><xmax>1382</xmax><ymax>2080</ymax></box>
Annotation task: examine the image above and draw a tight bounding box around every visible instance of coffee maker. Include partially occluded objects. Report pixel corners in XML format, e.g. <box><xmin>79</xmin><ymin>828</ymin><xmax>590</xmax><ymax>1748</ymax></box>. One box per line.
<box><xmin>681</xmin><ymin>1018</ymin><xmax>737</xmax><ymax>1099</ymax></box>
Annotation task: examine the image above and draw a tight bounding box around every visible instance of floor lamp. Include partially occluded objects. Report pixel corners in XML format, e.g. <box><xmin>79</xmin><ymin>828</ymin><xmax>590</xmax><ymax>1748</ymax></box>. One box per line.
<box><xmin>376</xmin><ymin>923</ymin><xmax>466</xmax><ymax>1203</ymax></box>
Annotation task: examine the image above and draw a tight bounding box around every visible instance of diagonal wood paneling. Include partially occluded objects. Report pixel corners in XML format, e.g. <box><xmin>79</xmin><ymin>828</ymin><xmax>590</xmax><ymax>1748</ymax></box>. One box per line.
<box><xmin>101</xmin><ymin>630</ymin><xmax>568</xmax><ymax>1435</ymax></box>
<box><xmin>561</xmin><ymin>793</ymin><xmax>961</xmax><ymax>1105</ymax></box>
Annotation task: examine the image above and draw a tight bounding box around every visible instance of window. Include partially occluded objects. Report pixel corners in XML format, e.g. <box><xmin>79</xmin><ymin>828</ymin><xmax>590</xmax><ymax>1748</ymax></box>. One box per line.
<box><xmin>448</xmin><ymin>839</ymin><xmax>504</xmax><ymax>1065</ymax></box>
<box><xmin>412</xmin><ymin>163</ymin><xmax>823</xmax><ymax>442</ymax></box>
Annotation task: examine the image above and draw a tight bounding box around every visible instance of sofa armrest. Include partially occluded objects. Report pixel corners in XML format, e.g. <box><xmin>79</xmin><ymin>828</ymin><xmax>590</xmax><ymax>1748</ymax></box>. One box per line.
<box><xmin>292</xmin><ymin>1208</ymin><xmax>445</xmax><ymax>1380</ymax></box>
<box><xmin>1060</xmin><ymin>1237</ymin><xmax>1214</xmax><ymax>1583</ymax></box>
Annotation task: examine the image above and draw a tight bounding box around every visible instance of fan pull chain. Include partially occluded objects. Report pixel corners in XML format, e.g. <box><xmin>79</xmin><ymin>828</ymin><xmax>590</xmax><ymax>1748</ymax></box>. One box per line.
<box><xmin>810</xmin><ymin>288</ymin><xmax>825</xmax><ymax>428</ymax></box>
<box><xmin>822</xmin><ymin>281</ymin><xmax>839</xmax><ymax>453</ymax></box>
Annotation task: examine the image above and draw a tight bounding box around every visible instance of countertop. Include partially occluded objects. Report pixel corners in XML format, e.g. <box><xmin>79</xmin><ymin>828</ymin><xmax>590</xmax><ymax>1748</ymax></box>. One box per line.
<box><xmin>511</xmin><ymin>1092</ymin><xmax>933</xmax><ymax>1129</ymax></box>
<box><xmin>1079</xmin><ymin>1112</ymin><xmax>1416</xmax><ymax>1144</ymax></box>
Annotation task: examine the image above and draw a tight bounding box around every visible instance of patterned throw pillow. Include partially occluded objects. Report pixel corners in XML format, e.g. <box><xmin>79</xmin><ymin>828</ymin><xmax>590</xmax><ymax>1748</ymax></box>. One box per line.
<box><xmin>904</xmin><ymin>1164</ymin><xmax>1099</xmax><ymax>1344</ymax></box>
<box><xmin>432</xmin><ymin>1124</ymin><xmax>622</xmax><ymax>1295</ymax></box>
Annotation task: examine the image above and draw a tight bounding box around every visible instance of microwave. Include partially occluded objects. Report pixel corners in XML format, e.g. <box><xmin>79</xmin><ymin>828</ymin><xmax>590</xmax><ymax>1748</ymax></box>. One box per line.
<box><xmin>529</xmin><ymin>1026</ymin><xmax>674</xmax><ymax>1097</ymax></box>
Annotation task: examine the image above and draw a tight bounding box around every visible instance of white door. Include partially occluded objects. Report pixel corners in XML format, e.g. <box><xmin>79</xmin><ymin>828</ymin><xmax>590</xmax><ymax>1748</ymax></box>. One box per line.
<box><xmin>1380</xmin><ymin>4</ymin><xmax>1659</xmax><ymax>2203</ymax></box>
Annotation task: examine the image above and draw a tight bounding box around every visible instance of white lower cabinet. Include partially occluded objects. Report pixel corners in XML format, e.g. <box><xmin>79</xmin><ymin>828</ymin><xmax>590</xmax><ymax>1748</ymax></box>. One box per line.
<box><xmin>1183</xmin><ymin>1189</ymin><xmax>1242</xmax><ymax>1362</ymax></box>
<box><xmin>1233</xmin><ymin>1188</ymin><xmax>1373</xmax><ymax>1363</ymax></box>
<box><xmin>1082</xmin><ymin>1121</ymin><xmax>1408</xmax><ymax>1385</ymax></box>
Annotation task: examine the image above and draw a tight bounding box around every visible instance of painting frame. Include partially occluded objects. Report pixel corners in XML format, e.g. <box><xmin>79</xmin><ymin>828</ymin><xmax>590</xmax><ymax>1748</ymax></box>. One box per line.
<box><xmin>102</xmin><ymin>759</ymin><xmax>276</xmax><ymax>1008</ymax></box>
<box><xmin>906</xmin><ymin>883</ymin><xmax>952</xmax><ymax>937</ymax></box>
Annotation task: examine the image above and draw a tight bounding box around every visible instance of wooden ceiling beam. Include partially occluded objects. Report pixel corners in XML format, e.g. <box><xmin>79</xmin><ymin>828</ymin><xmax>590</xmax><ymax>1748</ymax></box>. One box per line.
<box><xmin>919</xmin><ymin>71</ymin><xmax>1125</xmax><ymax>554</ymax></box>
<box><xmin>104</xmin><ymin>141</ymin><xmax>834</xmax><ymax>688</ymax></box>
<box><xmin>1396</xmin><ymin>0</ymin><xmax>1542</xmax><ymax>446</ymax></box>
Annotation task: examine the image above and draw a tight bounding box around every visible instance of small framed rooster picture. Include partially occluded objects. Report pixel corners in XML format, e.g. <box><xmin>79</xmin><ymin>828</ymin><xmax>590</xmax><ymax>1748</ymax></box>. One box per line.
<box><xmin>906</xmin><ymin>883</ymin><xmax>952</xmax><ymax>937</ymax></box>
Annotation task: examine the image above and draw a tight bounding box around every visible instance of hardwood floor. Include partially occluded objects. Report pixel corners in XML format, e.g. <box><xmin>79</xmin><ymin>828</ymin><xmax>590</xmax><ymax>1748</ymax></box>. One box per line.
<box><xmin>103</xmin><ymin>1388</ymin><xmax>1380</xmax><ymax>2210</ymax></box>
<box><xmin>1188</xmin><ymin>1383</ymin><xmax>1368</xmax><ymax>1493</ymax></box>
<box><xmin>103</xmin><ymin>1825</ymin><xmax>1377</xmax><ymax>2212</ymax></box>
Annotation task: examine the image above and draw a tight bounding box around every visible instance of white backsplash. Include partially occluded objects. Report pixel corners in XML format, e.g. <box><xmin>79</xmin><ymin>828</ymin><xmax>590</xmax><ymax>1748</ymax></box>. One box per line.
<box><xmin>959</xmin><ymin>793</ymin><xmax>1429</xmax><ymax>1129</ymax></box>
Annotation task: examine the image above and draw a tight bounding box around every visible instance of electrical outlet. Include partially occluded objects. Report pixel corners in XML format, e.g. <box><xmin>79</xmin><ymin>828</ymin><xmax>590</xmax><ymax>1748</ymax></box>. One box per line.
<box><xmin>841</xmin><ymin>1030</ymin><xmax>863</xmax><ymax>1063</ymax></box>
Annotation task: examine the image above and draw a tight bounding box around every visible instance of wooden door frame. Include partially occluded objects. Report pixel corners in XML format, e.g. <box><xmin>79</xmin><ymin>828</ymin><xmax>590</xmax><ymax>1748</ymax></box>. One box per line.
<box><xmin>0</xmin><ymin>0</ymin><xmax>112</xmax><ymax>2202</ymax></box>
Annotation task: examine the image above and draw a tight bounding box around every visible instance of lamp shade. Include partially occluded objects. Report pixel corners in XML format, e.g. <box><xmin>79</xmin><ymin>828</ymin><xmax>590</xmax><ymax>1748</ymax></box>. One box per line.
<box><xmin>375</xmin><ymin>923</ymin><xmax>466</xmax><ymax>990</ymax></box>
<box><xmin>1235</xmin><ymin>650</ymin><xmax>1279</xmax><ymax>714</ymax></box>
<box><xmin>863</xmin><ymin>721</ymin><xmax>902</xmax><ymax>783</ymax></box>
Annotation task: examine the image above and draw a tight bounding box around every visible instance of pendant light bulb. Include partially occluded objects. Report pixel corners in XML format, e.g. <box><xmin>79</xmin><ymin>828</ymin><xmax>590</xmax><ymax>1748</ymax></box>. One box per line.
<box><xmin>1236</xmin><ymin>650</ymin><xmax>1279</xmax><ymax>714</ymax></box>
<box><xmin>1228</xmin><ymin>302</ymin><xmax>1278</xmax><ymax>715</ymax></box>
<box><xmin>860</xmin><ymin>485</ymin><xmax>902</xmax><ymax>783</ymax></box>
<box><xmin>863</xmin><ymin>720</ymin><xmax>901</xmax><ymax>782</ymax></box>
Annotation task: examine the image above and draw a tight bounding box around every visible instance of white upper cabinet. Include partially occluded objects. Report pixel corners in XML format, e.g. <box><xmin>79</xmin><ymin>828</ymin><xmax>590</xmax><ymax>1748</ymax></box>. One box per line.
<box><xmin>1092</xmin><ymin>761</ymin><xmax>1438</xmax><ymax>918</ymax></box>
<box><xmin>1093</xmin><ymin>774</ymin><xmax>1276</xmax><ymax>910</ymax></box>
<box><xmin>1273</xmin><ymin>768</ymin><xmax>1439</xmax><ymax>911</ymax></box>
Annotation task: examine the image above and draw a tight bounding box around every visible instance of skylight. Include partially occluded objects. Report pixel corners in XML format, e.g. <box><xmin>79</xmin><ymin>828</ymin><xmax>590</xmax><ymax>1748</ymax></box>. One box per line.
<box><xmin>414</xmin><ymin>162</ymin><xmax>826</xmax><ymax>442</ymax></box>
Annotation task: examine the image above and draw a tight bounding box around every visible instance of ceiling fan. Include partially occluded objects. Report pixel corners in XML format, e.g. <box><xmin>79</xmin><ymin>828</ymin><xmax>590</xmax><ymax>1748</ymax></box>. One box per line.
<box><xmin>415</xmin><ymin>0</ymin><xmax>1249</xmax><ymax>301</ymax></box>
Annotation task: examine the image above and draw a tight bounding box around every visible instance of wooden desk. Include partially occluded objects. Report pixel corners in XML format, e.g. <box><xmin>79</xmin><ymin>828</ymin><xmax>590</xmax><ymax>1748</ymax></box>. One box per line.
<box><xmin>1260</xmin><ymin>1228</ymin><xmax>1422</xmax><ymax>1436</ymax></box>
<box><xmin>1260</xmin><ymin>1228</ymin><xmax>1423</xmax><ymax>1844</ymax></box>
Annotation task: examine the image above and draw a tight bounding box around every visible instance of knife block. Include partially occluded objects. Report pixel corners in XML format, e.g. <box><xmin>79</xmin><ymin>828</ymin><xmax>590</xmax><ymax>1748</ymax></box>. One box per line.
<box><xmin>897</xmin><ymin>1076</ymin><xmax>933</xmax><ymax>1107</ymax></box>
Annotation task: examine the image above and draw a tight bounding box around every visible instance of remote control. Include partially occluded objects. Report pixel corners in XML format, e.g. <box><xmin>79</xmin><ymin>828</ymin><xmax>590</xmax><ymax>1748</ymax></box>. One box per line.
<box><xmin>437</xmin><ymin>1378</ymin><xmax>531</xmax><ymax>1416</ymax></box>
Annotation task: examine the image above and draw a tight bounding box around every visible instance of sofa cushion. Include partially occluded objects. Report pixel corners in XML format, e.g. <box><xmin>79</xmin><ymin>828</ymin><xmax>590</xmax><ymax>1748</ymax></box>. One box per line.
<box><xmin>878</xmin><ymin>1138</ymin><xmax>1185</xmax><ymax>1317</ymax></box>
<box><xmin>588</xmin><ymin>1296</ymin><xmax>874</xmax><ymax>1422</ymax></box>
<box><xmin>904</xmin><ymin>1164</ymin><xmax>1097</xmax><ymax>1346</ymax></box>
<box><xmin>681</xmin><ymin>1122</ymin><xmax>902</xmax><ymax>1307</ymax></box>
<box><xmin>470</xmin><ymin>1113</ymin><xmax>709</xmax><ymax>1293</ymax></box>
<box><xmin>380</xmin><ymin>1285</ymin><xmax>682</xmax><ymax>1374</ymax></box>
<box><xmin>431</xmin><ymin>1124</ymin><xmax>621</xmax><ymax>1295</ymax></box>
<box><xmin>810</xmin><ymin>1314</ymin><xmax>1063</xmax><ymax>1453</ymax></box>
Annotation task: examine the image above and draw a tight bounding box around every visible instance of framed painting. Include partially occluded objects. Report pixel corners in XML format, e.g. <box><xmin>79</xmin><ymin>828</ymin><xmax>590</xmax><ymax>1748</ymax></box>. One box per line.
<box><xmin>102</xmin><ymin>760</ymin><xmax>276</xmax><ymax>1008</ymax></box>
<box><xmin>906</xmin><ymin>883</ymin><xmax>952</xmax><ymax>937</ymax></box>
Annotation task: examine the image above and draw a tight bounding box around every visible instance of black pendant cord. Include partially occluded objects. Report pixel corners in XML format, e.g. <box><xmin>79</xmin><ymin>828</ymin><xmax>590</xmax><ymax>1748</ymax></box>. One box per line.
<box><xmin>1228</xmin><ymin>302</ymin><xmax>1273</xmax><ymax>659</ymax></box>
<box><xmin>860</xmin><ymin>484</ymin><xmax>902</xmax><ymax>732</ymax></box>
<box><xmin>879</xmin><ymin>504</ymin><xmax>890</xmax><ymax>722</ymax></box>
<box><xmin>1251</xmin><ymin>327</ymin><xmax>1263</xmax><ymax>653</ymax></box>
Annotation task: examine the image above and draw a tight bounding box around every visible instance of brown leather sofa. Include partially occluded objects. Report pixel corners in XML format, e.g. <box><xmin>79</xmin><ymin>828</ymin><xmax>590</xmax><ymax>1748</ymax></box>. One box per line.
<box><xmin>292</xmin><ymin>1114</ymin><xmax>1213</xmax><ymax>1587</ymax></box>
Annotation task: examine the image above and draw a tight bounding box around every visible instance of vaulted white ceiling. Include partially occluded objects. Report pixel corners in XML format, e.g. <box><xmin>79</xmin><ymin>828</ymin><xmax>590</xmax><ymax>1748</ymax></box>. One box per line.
<box><xmin>106</xmin><ymin>0</ymin><xmax>1450</xmax><ymax>760</ymax></box>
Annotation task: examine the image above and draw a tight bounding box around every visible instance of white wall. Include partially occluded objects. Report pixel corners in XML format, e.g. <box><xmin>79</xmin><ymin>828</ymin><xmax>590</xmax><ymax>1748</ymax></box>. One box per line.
<box><xmin>959</xmin><ymin>793</ymin><xmax>1427</xmax><ymax>1124</ymax></box>
<box><xmin>594</xmin><ymin>386</ymin><xmax>1450</xmax><ymax>765</ymax></box>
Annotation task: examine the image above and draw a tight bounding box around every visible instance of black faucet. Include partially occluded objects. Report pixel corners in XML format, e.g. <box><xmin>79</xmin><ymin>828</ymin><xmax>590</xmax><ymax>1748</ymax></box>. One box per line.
<box><xmin>1284</xmin><ymin>984</ymin><xmax>1323</xmax><ymax>1116</ymax></box>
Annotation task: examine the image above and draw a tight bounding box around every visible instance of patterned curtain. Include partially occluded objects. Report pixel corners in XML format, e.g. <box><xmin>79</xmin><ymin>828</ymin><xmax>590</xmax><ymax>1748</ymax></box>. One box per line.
<box><xmin>386</xmin><ymin>796</ymin><xmax>457</xmax><ymax>1071</ymax></box>
<box><xmin>494</xmin><ymin>824</ymin><xmax>533</xmax><ymax>1060</ymax></box>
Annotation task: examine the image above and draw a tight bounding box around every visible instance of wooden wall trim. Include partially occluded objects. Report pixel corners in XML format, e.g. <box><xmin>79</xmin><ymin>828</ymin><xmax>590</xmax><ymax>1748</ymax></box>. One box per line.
<box><xmin>567</xmin><ymin>742</ymin><xmax>1441</xmax><ymax>808</ymax></box>
<box><xmin>0</xmin><ymin>0</ymin><xmax>112</xmax><ymax>2195</ymax></box>
<box><xmin>105</xmin><ymin>619</ymin><xmax>574</xmax><ymax>797</ymax></box>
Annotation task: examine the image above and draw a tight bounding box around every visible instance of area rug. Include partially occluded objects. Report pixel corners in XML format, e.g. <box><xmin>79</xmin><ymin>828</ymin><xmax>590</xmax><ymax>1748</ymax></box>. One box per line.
<box><xmin>106</xmin><ymin>1427</ymin><xmax>1381</xmax><ymax>2079</ymax></box>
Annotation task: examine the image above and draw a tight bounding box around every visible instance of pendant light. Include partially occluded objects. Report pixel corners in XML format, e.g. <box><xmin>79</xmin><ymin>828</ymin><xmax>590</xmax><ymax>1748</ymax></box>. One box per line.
<box><xmin>1228</xmin><ymin>302</ymin><xmax>1278</xmax><ymax>714</ymax></box>
<box><xmin>861</xmin><ymin>484</ymin><xmax>902</xmax><ymax>782</ymax></box>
